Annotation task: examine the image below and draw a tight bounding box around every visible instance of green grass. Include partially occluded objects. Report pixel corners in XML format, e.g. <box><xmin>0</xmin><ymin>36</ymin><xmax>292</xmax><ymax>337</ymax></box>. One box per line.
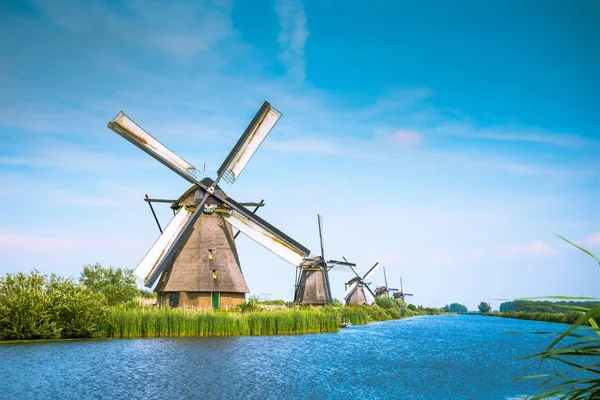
<box><xmin>104</xmin><ymin>307</ymin><xmax>341</xmax><ymax>338</ymax></box>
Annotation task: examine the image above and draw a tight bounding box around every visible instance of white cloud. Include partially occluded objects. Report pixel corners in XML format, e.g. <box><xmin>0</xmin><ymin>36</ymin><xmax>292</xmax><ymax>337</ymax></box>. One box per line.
<box><xmin>388</xmin><ymin>129</ymin><xmax>422</xmax><ymax>147</ymax></box>
<box><xmin>0</xmin><ymin>230</ymin><xmax>142</xmax><ymax>253</ymax></box>
<box><xmin>503</xmin><ymin>240</ymin><xmax>559</xmax><ymax>258</ymax></box>
<box><xmin>274</xmin><ymin>0</ymin><xmax>309</xmax><ymax>81</ymax></box>
<box><xmin>580</xmin><ymin>232</ymin><xmax>600</xmax><ymax>249</ymax></box>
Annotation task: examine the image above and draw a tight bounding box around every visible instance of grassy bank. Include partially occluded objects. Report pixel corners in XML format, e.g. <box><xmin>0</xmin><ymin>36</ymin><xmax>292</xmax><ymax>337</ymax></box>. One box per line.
<box><xmin>483</xmin><ymin>310</ymin><xmax>597</xmax><ymax>325</ymax></box>
<box><xmin>105</xmin><ymin>307</ymin><xmax>341</xmax><ymax>337</ymax></box>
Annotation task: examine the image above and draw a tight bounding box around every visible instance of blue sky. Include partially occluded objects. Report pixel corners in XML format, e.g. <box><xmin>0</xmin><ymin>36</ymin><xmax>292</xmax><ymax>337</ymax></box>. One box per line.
<box><xmin>1</xmin><ymin>0</ymin><xmax>598</xmax><ymax>309</ymax></box>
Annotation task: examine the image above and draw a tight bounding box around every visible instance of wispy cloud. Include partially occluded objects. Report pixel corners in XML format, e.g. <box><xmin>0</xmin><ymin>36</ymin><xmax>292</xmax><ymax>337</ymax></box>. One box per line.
<box><xmin>502</xmin><ymin>240</ymin><xmax>560</xmax><ymax>258</ymax></box>
<box><xmin>433</xmin><ymin>121</ymin><xmax>587</xmax><ymax>148</ymax></box>
<box><xmin>579</xmin><ymin>232</ymin><xmax>600</xmax><ymax>249</ymax></box>
<box><xmin>274</xmin><ymin>0</ymin><xmax>309</xmax><ymax>81</ymax></box>
<box><xmin>30</xmin><ymin>0</ymin><xmax>235</xmax><ymax>62</ymax></box>
<box><xmin>387</xmin><ymin>129</ymin><xmax>422</xmax><ymax>147</ymax></box>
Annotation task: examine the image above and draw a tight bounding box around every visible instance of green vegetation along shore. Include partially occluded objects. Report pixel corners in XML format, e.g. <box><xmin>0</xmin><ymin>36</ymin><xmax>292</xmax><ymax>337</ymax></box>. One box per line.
<box><xmin>0</xmin><ymin>266</ymin><xmax>442</xmax><ymax>341</ymax></box>
<box><xmin>481</xmin><ymin>299</ymin><xmax>600</xmax><ymax>325</ymax></box>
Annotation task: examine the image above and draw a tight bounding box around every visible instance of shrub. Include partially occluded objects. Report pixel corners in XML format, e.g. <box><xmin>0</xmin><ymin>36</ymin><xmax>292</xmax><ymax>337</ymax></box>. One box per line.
<box><xmin>47</xmin><ymin>275</ymin><xmax>108</xmax><ymax>338</ymax></box>
<box><xmin>0</xmin><ymin>271</ymin><xmax>60</xmax><ymax>340</ymax></box>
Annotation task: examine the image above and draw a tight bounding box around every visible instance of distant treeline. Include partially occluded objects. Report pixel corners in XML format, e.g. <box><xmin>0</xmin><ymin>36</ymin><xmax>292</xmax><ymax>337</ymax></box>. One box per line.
<box><xmin>499</xmin><ymin>300</ymin><xmax>600</xmax><ymax>314</ymax></box>
<box><xmin>486</xmin><ymin>311</ymin><xmax>598</xmax><ymax>325</ymax></box>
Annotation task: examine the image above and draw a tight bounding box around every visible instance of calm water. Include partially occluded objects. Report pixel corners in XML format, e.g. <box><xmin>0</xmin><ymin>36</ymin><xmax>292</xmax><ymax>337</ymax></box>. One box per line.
<box><xmin>0</xmin><ymin>315</ymin><xmax>567</xmax><ymax>399</ymax></box>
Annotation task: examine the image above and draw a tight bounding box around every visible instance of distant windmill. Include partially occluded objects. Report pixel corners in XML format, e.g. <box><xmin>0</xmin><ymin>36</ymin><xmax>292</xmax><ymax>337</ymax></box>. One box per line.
<box><xmin>294</xmin><ymin>214</ymin><xmax>354</xmax><ymax>305</ymax></box>
<box><xmin>393</xmin><ymin>277</ymin><xmax>413</xmax><ymax>302</ymax></box>
<box><xmin>374</xmin><ymin>267</ymin><xmax>399</xmax><ymax>297</ymax></box>
<box><xmin>106</xmin><ymin>101</ymin><xmax>311</xmax><ymax>309</ymax></box>
<box><xmin>342</xmin><ymin>257</ymin><xmax>381</xmax><ymax>306</ymax></box>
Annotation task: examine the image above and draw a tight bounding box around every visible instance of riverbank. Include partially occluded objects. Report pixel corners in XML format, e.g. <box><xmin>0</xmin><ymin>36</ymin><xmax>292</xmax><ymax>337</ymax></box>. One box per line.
<box><xmin>482</xmin><ymin>311</ymin><xmax>587</xmax><ymax>325</ymax></box>
<box><xmin>0</xmin><ymin>303</ymin><xmax>442</xmax><ymax>341</ymax></box>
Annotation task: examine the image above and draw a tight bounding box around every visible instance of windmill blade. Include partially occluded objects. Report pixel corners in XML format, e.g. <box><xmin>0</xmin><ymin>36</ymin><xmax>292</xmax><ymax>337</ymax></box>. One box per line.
<box><xmin>233</xmin><ymin>199</ymin><xmax>264</xmax><ymax>240</ymax></box>
<box><xmin>341</xmin><ymin>256</ymin><xmax>361</xmax><ymax>278</ymax></box>
<box><xmin>343</xmin><ymin>282</ymin><xmax>358</xmax><ymax>300</ymax></box>
<box><xmin>222</xmin><ymin>210</ymin><xmax>307</xmax><ymax>266</ymax></box>
<box><xmin>383</xmin><ymin>266</ymin><xmax>388</xmax><ymax>289</ymax></box>
<box><xmin>217</xmin><ymin>101</ymin><xmax>281</xmax><ymax>184</ymax></box>
<box><xmin>363</xmin><ymin>286</ymin><xmax>375</xmax><ymax>304</ymax></box>
<box><xmin>317</xmin><ymin>214</ymin><xmax>325</xmax><ymax>260</ymax></box>
<box><xmin>405</xmin><ymin>293</ymin><xmax>414</xmax><ymax>297</ymax></box>
<box><xmin>107</xmin><ymin>112</ymin><xmax>198</xmax><ymax>184</ymax></box>
<box><xmin>363</xmin><ymin>262</ymin><xmax>381</xmax><ymax>281</ymax></box>
<box><xmin>134</xmin><ymin>207</ymin><xmax>194</xmax><ymax>287</ymax></box>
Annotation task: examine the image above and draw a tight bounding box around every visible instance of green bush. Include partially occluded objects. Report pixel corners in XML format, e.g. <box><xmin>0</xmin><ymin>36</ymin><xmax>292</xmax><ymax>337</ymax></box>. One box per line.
<box><xmin>374</xmin><ymin>296</ymin><xmax>408</xmax><ymax>317</ymax></box>
<box><xmin>0</xmin><ymin>271</ymin><xmax>60</xmax><ymax>340</ymax></box>
<box><xmin>47</xmin><ymin>275</ymin><xmax>108</xmax><ymax>338</ymax></box>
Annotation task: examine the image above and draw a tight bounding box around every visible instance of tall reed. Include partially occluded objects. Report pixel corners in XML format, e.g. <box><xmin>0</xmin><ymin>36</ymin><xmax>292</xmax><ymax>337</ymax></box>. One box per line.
<box><xmin>105</xmin><ymin>307</ymin><xmax>341</xmax><ymax>338</ymax></box>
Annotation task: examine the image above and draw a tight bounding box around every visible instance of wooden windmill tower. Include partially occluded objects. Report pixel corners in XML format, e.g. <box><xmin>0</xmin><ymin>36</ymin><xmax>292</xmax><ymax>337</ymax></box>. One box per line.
<box><xmin>374</xmin><ymin>267</ymin><xmax>399</xmax><ymax>297</ymax></box>
<box><xmin>342</xmin><ymin>257</ymin><xmax>381</xmax><ymax>306</ymax></box>
<box><xmin>393</xmin><ymin>277</ymin><xmax>414</xmax><ymax>302</ymax></box>
<box><xmin>293</xmin><ymin>214</ymin><xmax>354</xmax><ymax>305</ymax></box>
<box><xmin>107</xmin><ymin>101</ymin><xmax>311</xmax><ymax>309</ymax></box>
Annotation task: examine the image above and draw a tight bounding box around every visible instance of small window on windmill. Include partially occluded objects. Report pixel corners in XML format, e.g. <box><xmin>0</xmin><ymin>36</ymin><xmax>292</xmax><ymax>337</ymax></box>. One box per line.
<box><xmin>169</xmin><ymin>292</ymin><xmax>180</xmax><ymax>308</ymax></box>
<box><xmin>208</xmin><ymin>249</ymin><xmax>214</xmax><ymax>269</ymax></box>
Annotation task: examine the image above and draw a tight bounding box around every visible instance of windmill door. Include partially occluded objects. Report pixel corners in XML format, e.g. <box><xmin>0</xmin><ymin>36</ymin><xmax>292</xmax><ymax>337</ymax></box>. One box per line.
<box><xmin>211</xmin><ymin>292</ymin><xmax>220</xmax><ymax>309</ymax></box>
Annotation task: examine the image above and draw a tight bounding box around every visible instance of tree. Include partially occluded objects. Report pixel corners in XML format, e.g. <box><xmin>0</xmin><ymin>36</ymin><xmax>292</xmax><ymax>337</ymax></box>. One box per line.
<box><xmin>445</xmin><ymin>303</ymin><xmax>468</xmax><ymax>313</ymax></box>
<box><xmin>79</xmin><ymin>263</ymin><xmax>138</xmax><ymax>306</ymax></box>
<box><xmin>478</xmin><ymin>301</ymin><xmax>492</xmax><ymax>313</ymax></box>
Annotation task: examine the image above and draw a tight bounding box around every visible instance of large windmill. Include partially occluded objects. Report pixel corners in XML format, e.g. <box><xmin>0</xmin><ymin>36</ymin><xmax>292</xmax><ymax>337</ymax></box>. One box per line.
<box><xmin>393</xmin><ymin>277</ymin><xmax>414</xmax><ymax>302</ymax></box>
<box><xmin>374</xmin><ymin>267</ymin><xmax>399</xmax><ymax>297</ymax></box>
<box><xmin>107</xmin><ymin>101</ymin><xmax>311</xmax><ymax>309</ymax></box>
<box><xmin>342</xmin><ymin>257</ymin><xmax>381</xmax><ymax>306</ymax></box>
<box><xmin>294</xmin><ymin>214</ymin><xmax>354</xmax><ymax>305</ymax></box>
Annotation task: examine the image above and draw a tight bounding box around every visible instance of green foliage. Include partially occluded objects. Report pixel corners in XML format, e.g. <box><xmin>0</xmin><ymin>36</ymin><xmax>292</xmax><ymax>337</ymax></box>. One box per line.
<box><xmin>0</xmin><ymin>270</ymin><xmax>60</xmax><ymax>340</ymax></box>
<box><xmin>105</xmin><ymin>307</ymin><xmax>340</xmax><ymax>337</ymax></box>
<box><xmin>478</xmin><ymin>301</ymin><xmax>492</xmax><ymax>313</ymax></box>
<box><xmin>499</xmin><ymin>299</ymin><xmax>600</xmax><ymax>314</ymax></box>
<box><xmin>443</xmin><ymin>303</ymin><xmax>468</xmax><ymax>313</ymax></box>
<box><xmin>46</xmin><ymin>275</ymin><xmax>108</xmax><ymax>338</ymax></box>
<box><xmin>519</xmin><ymin>235</ymin><xmax>600</xmax><ymax>399</ymax></box>
<box><xmin>258</xmin><ymin>299</ymin><xmax>286</xmax><ymax>306</ymax></box>
<box><xmin>238</xmin><ymin>296</ymin><xmax>260</xmax><ymax>313</ymax></box>
<box><xmin>79</xmin><ymin>263</ymin><xmax>138</xmax><ymax>306</ymax></box>
<box><xmin>374</xmin><ymin>296</ymin><xmax>408</xmax><ymax>318</ymax></box>
<box><xmin>137</xmin><ymin>289</ymin><xmax>156</xmax><ymax>299</ymax></box>
<box><xmin>331</xmin><ymin>298</ymin><xmax>343</xmax><ymax>307</ymax></box>
<box><xmin>0</xmin><ymin>270</ymin><xmax>108</xmax><ymax>340</ymax></box>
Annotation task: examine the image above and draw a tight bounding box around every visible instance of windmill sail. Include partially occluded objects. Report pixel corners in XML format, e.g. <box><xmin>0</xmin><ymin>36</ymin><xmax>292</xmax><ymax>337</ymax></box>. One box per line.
<box><xmin>343</xmin><ymin>282</ymin><xmax>358</xmax><ymax>299</ymax></box>
<box><xmin>108</xmin><ymin>112</ymin><xmax>198</xmax><ymax>184</ymax></box>
<box><xmin>218</xmin><ymin>101</ymin><xmax>281</xmax><ymax>184</ymax></box>
<box><xmin>134</xmin><ymin>207</ymin><xmax>194</xmax><ymax>287</ymax></box>
<box><xmin>222</xmin><ymin>210</ymin><xmax>307</xmax><ymax>266</ymax></box>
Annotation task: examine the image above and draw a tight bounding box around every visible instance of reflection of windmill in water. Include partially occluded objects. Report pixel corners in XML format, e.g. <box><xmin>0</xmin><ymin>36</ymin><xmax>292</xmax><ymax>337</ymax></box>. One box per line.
<box><xmin>342</xmin><ymin>257</ymin><xmax>381</xmax><ymax>306</ymax></box>
<box><xmin>374</xmin><ymin>266</ymin><xmax>399</xmax><ymax>298</ymax></box>
<box><xmin>107</xmin><ymin>101</ymin><xmax>311</xmax><ymax>309</ymax></box>
<box><xmin>294</xmin><ymin>214</ymin><xmax>355</xmax><ymax>305</ymax></box>
<box><xmin>393</xmin><ymin>277</ymin><xmax>414</xmax><ymax>302</ymax></box>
